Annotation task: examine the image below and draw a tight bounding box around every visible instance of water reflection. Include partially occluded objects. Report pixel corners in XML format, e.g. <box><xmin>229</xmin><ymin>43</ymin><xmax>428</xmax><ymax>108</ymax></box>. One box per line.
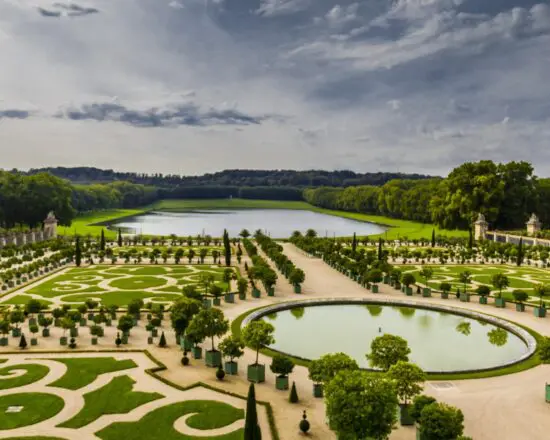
<box><xmin>266</xmin><ymin>313</ymin><xmax>277</xmax><ymax>320</ymax></box>
<box><xmin>488</xmin><ymin>328</ymin><xmax>508</xmax><ymax>347</ymax></box>
<box><xmin>366</xmin><ymin>305</ymin><xmax>383</xmax><ymax>317</ymax></box>
<box><xmin>456</xmin><ymin>322</ymin><xmax>472</xmax><ymax>336</ymax></box>
<box><xmin>398</xmin><ymin>307</ymin><xmax>416</xmax><ymax>319</ymax></box>
<box><xmin>290</xmin><ymin>307</ymin><xmax>305</xmax><ymax>320</ymax></box>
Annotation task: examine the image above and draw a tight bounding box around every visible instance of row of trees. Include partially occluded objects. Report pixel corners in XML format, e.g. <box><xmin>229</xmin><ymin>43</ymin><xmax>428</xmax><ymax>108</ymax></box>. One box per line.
<box><xmin>305</xmin><ymin>161</ymin><xmax>550</xmax><ymax>230</ymax></box>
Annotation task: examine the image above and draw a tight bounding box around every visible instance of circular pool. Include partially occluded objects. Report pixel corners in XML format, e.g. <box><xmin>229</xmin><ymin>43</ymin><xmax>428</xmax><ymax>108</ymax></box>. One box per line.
<box><xmin>245</xmin><ymin>299</ymin><xmax>536</xmax><ymax>373</ymax></box>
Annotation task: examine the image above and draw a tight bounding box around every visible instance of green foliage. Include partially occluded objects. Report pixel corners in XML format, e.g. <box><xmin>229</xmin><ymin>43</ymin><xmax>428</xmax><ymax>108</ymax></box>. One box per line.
<box><xmin>476</xmin><ymin>285</ymin><xmax>491</xmax><ymax>297</ymax></box>
<box><xmin>512</xmin><ymin>290</ymin><xmax>529</xmax><ymax>303</ymax></box>
<box><xmin>269</xmin><ymin>354</ymin><xmax>295</xmax><ymax>377</ymax></box>
<box><xmin>187</xmin><ymin>308</ymin><xmax>229</xmax><ymax>352</ymax></box>
<box><xmin>367</xmin><ymin>334</ymin><xmax>411</xmax><ymax>371</ymax></box>
<box><xmin>387</xmin><ymin>361</ymin><xmax>425</xmax><ymax>404</ymax></box>
<box><xmin>539</xmin><ymin>337</ymin><xmax>550</xmax><ymax>363</ymax></box>
<box><xmin>439</xmin><ymin>282</ymin><xmax>452</xmax><ymax>292</ymax></box>
<box><xmin>219</xmin><ymin>335</ymin><xmax>245</xmax><ymax>361</ymax></box>
<box><xmin>410</xmin><ymin>395</ymin><xmax>437</xmax><ymax>422</ymax></box>
<box><xmin>244</xmin><ymin>383</ymin><xmax>261</xmax><ymax>440</ymax></box>
<box><xmin>19</xmin><ymin>333</ymin><xmax>27</xmax><ymax>349</ymax></box>
<box><xmin>75</xmin><ymin>236</ymin><xmax>82</xmax><ymax>267</ymax></box>
<box><xmin>491</xmin><ymin>273</ymin><xmax>510</xmax><ymax>298</ymax></box>
<box><xmin>289</xmin><ymin>381</ymin><xmax>299</xmax><ymax>403</ymax></box>
<box><xmin>117</xmin><ymin>315</ymin><xmax>134</xmax><ymax>333</ymax></box>
<box><xmin>25</xmin><ymin>299</ymin><xmax>43</xmax><ymax>315</ymax></box>
<box><xmin>402</xmin><ymin>273</ymin><xmax>416</xmax><ymax>287</ymax></box>
<box><xmin>49</xmin><ymin>357</ymin><xmax>137</xmax><ymax>390</ymax></box>
<box><xmin>367</xmin><ymin>268</ymin><xmax>383</xmax><ymax>284</ymax></box>
<box><xmin>288</xmin><ymin>268</ymin><xmax>305</xmax><ymax>285</ymax></box>
<box><xmin>418</xmin><ymin>402</ymin><xmax>465</xmax><ymax>440</ymax></box>
<box><xmin>158</xmin><ymin>331</ymin><xmax>167</xmax><ymax>347</ymax></box>
<box><xmin>59</xmin><ymin>375</ymin><xmax>163</xmax><ymax>428</ymax></box>
<box><xmin>308</xmin><ymin>352</ymin><xmax>359</xmax><ymax>384</ymax></box>
<box><xmin>242</xmin><ymin>320</ymin><xmax>275</xmax><ymax>365</ymax></box>
<box><xmin>325</xmin><ymin>370</ymin><xmax>398</xmax><ymax>440</ymax></box>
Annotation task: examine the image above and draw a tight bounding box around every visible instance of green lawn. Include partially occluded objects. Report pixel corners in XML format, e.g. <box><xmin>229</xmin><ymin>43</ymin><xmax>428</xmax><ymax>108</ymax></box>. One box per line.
<box><xmin>58</xmin><ymin>209</ymin><xmax>143</xmax><ymax>239</ymax></box>
<box><xmin>0</xmin><ymin>393</ymin><xmax>65</xmax><ymax>429</ymax></box>
<box><xmin>0</xmin><ymin>364</ymin><xmax>50</xmax><ymax>390</ymax></box>
<box><xmin>60</xmin><ymin>291</ymin><xmax>181</xmax><ymax>307</ymax></box>
<box><xmin>48</xmin><ymin>358</ymin><xmax>137</xmax><ymax>390</ymax></box>
<box><xmin>1</xmin><ymin>296</ymin><xmax>53</xmax><ymax>307</ymax></box>
<box><xmin>96</xmin><ymin>400</ymin><xmax>244</xmax><ymax>440</ymax></box>
<box><xmin>59</xmin><ymin>375</ymin><xmax>163</xmax><ymax>429</ymax></box>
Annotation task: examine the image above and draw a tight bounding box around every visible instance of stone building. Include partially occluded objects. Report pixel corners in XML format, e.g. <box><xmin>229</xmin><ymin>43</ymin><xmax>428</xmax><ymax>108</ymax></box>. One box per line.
<box><xmin>0</xmin><ymin>211</ymin><xmax>58</xmax><ymax>248</ymax></box>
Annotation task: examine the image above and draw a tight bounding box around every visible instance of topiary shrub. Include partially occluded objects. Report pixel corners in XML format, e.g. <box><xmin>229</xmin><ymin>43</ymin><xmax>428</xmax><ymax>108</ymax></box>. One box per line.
<box><xmin>181</xmin><ymin>352</ymin><xmax>190</xmax><ymax>366</ymax></box>
<box><xmin>299</xmin><ymin>410</ymin><xmax>310</xmax><ymax>433</ymax></box>
<box><xmin>289</xmin><ymin>381</ymin><xmax>299</xmax><ymax>403</ymax></box>
<box><xmin>19</xmin><ymin>333</ymin><xmax>27</xmax><ymax>349</ymax></box>
<box><xmin>69</xmin><ymin>337</ymin><xmax>77</xmax><ymax>349</ymax></box>
<box><xmin>158</xmin><ymin>331</ymin><xmax>167</xmax><ymax>347</ymax></box>
<box><xmin>216</xmin><ymin>365</ymin><xmax>226</xmax><ymax>380</ymax></box>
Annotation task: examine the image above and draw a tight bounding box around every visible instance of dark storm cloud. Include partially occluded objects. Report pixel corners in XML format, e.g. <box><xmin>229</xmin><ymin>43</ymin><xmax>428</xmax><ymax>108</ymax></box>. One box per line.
<box><xmin>57</xmin><ymin>102</ymin><xmax>267</xmax><ymax>128</ymax></box>
<box><xmin>0</xmin><ymin>110</ymin><xmax>31</xmax><ymax>119</ymax></box>
<box><xmin>38</xmin><ymin>3</ymin><xmax>99</xmax><ymax>18</ymax></box>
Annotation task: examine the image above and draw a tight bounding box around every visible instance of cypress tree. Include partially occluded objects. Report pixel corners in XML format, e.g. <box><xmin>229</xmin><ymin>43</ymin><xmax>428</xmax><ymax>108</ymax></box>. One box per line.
<box><xmin>468</xmin><ymin>228</ymin><xmax>473</xmax><ymax>249</ymax></box>
<box><xmin>517</xmin><ymin>237</ymin><xmax>523</xmax><ymax>267</ymax></box>
<box><xmin>117</xmin><ymin>228</ymin><xmax>123</xmax><ymax>247</ymax></box>
<box><xmin>377</xmin><ymin>238</ymin><xmax>383</xmax><ymax>261</ymax></box>
<box><xmin>223</xmin><ymin>229</ymin><xmax>231</xmax><ymax>266</ymax></box>
<box><xmin>19</xmin><ymin>333</ymin><xmax>27</xmax><ymax>349</ymax></box>
<box><xmin>158</xmin><ymin>331</ymin><xmax>167</xmax><ymax>347</ymax></box>
<box><xmin>289</xmin><ymin>381</ymin><xmax>299</xmax><ymax>403</ymax></box>
<box><xmin>75</xmin><ymin>236</ymin><xmax>82</xmax><ymax>267</ymax></box>
<box><xmin>431</xmin><ymin>229</ymin><xmax>435</xmax><ymax>248</ymax></box>
<box><xmin>244</xmin><ymin>383</ymin><xmax>261</xmax><ymax>440</ymax></box>
<box><xmin>100</xmin><ymin>229</ymin><xmax>106</xmax><ymax>251</ymax></box>
<box><xmin>352</xmin><ymin>233</ymin><xmax>357</xmax><ymax>253</ymax></box>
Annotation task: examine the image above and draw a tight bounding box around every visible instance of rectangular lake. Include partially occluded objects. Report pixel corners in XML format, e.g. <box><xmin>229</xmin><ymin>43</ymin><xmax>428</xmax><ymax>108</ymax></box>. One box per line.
<box><xmin>110</xmin><ymin>209</ymin><xmax>386</xmax><ymax>238</ymax></box>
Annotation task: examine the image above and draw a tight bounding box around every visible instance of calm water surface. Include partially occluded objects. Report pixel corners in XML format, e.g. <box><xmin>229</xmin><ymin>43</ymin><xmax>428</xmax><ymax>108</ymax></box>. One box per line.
<box><xmin>112</xmin><ymin>209</ymin><xmax>386</xmax><ymax>238</ymax></box>
<box><xmin>263</xmin><ymin>304</ymin><xmax>528</xmax><ymax>372</ymax></box>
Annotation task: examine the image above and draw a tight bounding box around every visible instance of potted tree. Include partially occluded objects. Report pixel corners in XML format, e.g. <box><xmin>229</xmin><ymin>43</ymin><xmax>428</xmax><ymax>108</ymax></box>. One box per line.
<box><xmin>289</xmin><ymin>268</ymin><xmax>305</xmax><ymax>294</ymax></box>
<box><xmin>476</xmin><ymin>285</ymin><xmax>491</xmax><ymax>304</ymax></box>
<box><xmin>513</xmin><ymin>290</ymin><xmax>529</xmax><ymax>312</ymax></box>
<box><xmin>117</xmin><ymin>315</ymin><xmax>134</xmax><ymax>344</ymax></box>
<box><xmin>187</xmin><ymin>308</ymin><xmax>229</xmax><ymax>368</ymax></box>
<box><xmin>219</xmin><ymin>334</ymin><xmax>245</xmax><ymax>375</ymax></box>
<box><xmin>534</xmin><ymin>284</ymin><xmax>547</xmax><ymax>317</ymax></box>
<box><xmin>29</xmin><ymin>324</ymin><xmax>39</xmax><ymax>346</ymax></box>
<box><xmin>39</xmin><ymin>316</ymin><xmax>53</xmax><ymax>337</ymax></box>
<box><xmin>10</xmin><ymin>309</ymin><xmax>24</xmax><ymax>337</ymax></box>
<box><xmin>242</xmin><ymin>320</ymin><xmax>275</xmax><ymax>383</ymax></box>
<box><xmin>367</xmin><ymin>269</ymin><xmax>383</xmax><ymax>293</ymax></box>
<box><xmin>186</xmin><ymin>327</ymin><xmax>204</xmax><ymax>359</ymax></box>
<box><xmin>458</xmin><ymin>271</ymin><xmax>472</xmax><ymax>302</ymax></box>
<box><xmin>439</xmin><ymin>282</ymin><xmax>451</xmax><ymax>299</ymax></box>
<box><xmin>308</xmin><ymin>352</ymin><xmax>359</xmax><ymax>398</ymax></box>
<box><xmin>402</xmin><ymin>273</ymin><xmax>416</xmax><ymax>296</ymax></box>
<box><xmin>391</xmin><ymin>269</ymin><xmax>402</xmax><ymax>290</ymax></box>
<box><xmin>270</xmin><ymin>354</ymin><xmax>295</xmax><ymax>390</ymax></box>
<box><xmin>387</xmin><ymin>361</ymin><xmax>425</xmax><ymax>426</ymax></box>
<box><xmin>418</xmin><ymin>267</ymin><xmax>433</xmax><ymax>297</ymax></box>
<box><xmin>492</xmin><ymin>273</ymin><xmax>509</xmax><ymax>308</ymax></box>
<box><xmin>25</xmin><ymin>299</ymin><xmax>42</xmax><ymax>326</ymax></box>
<box><xmin>60</xmin><ymin>317</ymin><xmax>74</xmax><ymax>346</ymax></box>
<box><xmin>171</xmin><ymin>297</ymin><xmax>202</xmax><ymax>351</ymax></box>
<box><xmin>0</xmin><ymin>320</ymin><xmax>10</xmax><ymax>346</ymax></box>
<box><xmin>237</xmin><ymin>278</ymin><xmax>248</xmax><ymax>300</ymax></box>
<box><xmin>210</xmin><ymin>285</ymin><xmax>223</xmax><ymax>306</ymax></box>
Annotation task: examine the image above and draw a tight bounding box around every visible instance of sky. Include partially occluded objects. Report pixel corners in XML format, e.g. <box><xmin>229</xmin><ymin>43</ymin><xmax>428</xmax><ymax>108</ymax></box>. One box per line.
<box><xmin>1</xmin><ymin>0</ymin><xmax>550</xmax><ymax>176</ymax></box>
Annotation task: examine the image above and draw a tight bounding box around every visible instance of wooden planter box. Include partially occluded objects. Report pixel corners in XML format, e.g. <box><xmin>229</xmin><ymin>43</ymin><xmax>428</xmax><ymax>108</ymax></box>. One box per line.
<box><xmin>405</xmin><ymin>287</ymin><xmax>413</xmax><ymax>296</ymax></box>
<box><xmin>479</xmin><ymin>296</ymin><xmax>488</xmax><ymax>304</ymax></box>
<box><xmin>460</xmin><ymin>293</ymin><xmax>471</xmax><ymax>302</ymax></box>
<box><xmin>422</xmin><ymin>288</ymin><xmax>431</xmax><ymax>297</ymax></box>
<box><xmin>151</xmin><ymin>328</ymin><xmax>158</xmax><ymax>337</ymax></box>
<box><xmin>394</xmin><ymin>283</ymin><xmax>401</xmax><ymax>291</ymax></box>
<box><xmin>534</xmin><ymin>307</ymin><xmax>547</xmax><ymax>318</ymax></box>
<box><xmin>441</xmin><ymin>292</ymin><xmax>449</xmax><ymax>299</ymax></box>
<box><xmin>29</xmin><ymin>318</ymin><xmax>37</xmax><ymax>326</ymax></box>
<box><xmin>12</xmin><ymin>328</ymin><xmax>21</xmax><ymax>337</ymax></box>
<box><xmin>202</xmin><ymin>299</ymin><xmax>212</xmax><ymax>308</ymax></box>
<box><xmin>205</xmin><ymin>350</ymin><xmax>222</xmax><ymax>368</ymax></box>
<box><xmin>213</xmin><ymin>298</ymin><xmax>221</xmax><ymax>306</ymax></box>
<box><xmin>60</xmin><ymin>336</ymin><xmax>68</xmax><ymax>346</ymax></box>
<box><xmin>192</xmin><ymin>346</ymin><xmax>203</xmax><ymax>359</ymax></box>
<box><xmin>91</xmin><ymin>337</ymin><xmax>98</xmax><ymax>345</ymax></box>
<box><xmin>383</xmin><ymin>276</ymin><xmax>390</xmax><ymax>284</ymax></box>
<box><xmin>275</xmin><ymin>376</ymin><xmax>289</xmax><ymax>390</ymax></box>
<box><xmin>313</xmin><ymin>383</ymin><xmax>323</xmax><ymax>398</ymax></box>
<box><xmin>30</xmin><ymin>338</ymin><xmax>38</xmax><ymax>346</ymax></box>
<box><xmin>79</xmin><ymin>318</ymin><xmax>87</xmax><ymax>327</ymax></box>
<box><xmin>181</xmin><ymin>336</ymin><xmax>193</xmax><ymax>350</ymax></box>
<box><xmin>238</xmin><ymin>292</ymin><xmax>246</xmax><ymax>300</ymax></box>
<box><xmin>371</xmin><ymin>285</ymin><xmax>379</xmax><ymax>293</ymax></box>
<box><xmin>147</xmin><ymin>336</ymin><xmax>153</xmax><ymax>344</ymax></box>
<box><xmin>224</xmin><ymin>361</ymin><xmax>238</xmax><ymax>375</ymax></box>
<box><xmin>495</xmin><ymin>298</ymin><xmax>506</xmax><ymax>308</ymax></box>
<box><xmin>546</xmin><ymin>383</ymin><xmax>550</xmax><ymax>403</ymax></box>
<box><xmin>252</xmin><ymin>289</ymin><xmax>261</xmax><ymax>298</ymax></box>
<box><xmin>247</xmin><ymin>364</ymin><xmax>265</xmax><ymax>383</ymax></box>
<box><xmin>70</xmin><ymin>327</ymin><xmax>79</xmax><ymax>337</ymax></box>
<box><xmin>0</xmin><ymin>337</ymin><xmax>7</xmax><ymax>347</ymax></box>
<box><xmin>516</xmin><ymin>303</ymin><xmax>525</xmax><ymax>312</ymax></box>
<box><xmin>224</xmin><ymin>293</ymin><xmax>235</xmax><ymax>303</ymax></box>
<box><xmin>399</xmin><ymin>404</ymin><xmax>415</xmax><ymax>426</ymax></box>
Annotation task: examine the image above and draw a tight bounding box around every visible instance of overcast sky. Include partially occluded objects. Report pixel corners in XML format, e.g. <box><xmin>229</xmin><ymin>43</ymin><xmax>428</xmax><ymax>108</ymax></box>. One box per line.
<box><xmin>1</xmin><ymin>0</ymin><xmax>550</xmax><ymax>176</ymax></box>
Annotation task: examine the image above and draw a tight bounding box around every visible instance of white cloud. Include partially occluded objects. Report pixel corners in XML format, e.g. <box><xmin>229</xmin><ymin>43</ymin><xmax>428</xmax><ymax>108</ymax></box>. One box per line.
<box><xmin>1</xmin><ymin>0</ymin><xmax>550</xmax><ymax>175</ymax></box>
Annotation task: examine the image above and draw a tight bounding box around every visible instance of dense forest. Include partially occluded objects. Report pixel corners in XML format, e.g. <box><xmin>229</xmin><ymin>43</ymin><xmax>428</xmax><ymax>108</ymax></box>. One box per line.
<box><xmin>26</xmin><ymin>167</ymin><xmax>431</xmax><ymax>187</ymax></box>
<box><xmin>1</xmin><ymin>161</ymin><xmax>549</xmax><ymax>232</ymax></box>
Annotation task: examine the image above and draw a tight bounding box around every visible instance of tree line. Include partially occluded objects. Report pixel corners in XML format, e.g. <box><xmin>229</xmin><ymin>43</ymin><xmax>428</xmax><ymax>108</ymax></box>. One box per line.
<box><xmin>305</xmin><ymin>161</ymin><xmax>550</xmax><ymax>230</ymax></box>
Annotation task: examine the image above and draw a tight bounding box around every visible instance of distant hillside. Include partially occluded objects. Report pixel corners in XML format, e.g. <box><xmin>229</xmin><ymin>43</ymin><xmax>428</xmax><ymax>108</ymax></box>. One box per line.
<box><xmin>25</xmin><ymin>167</ymin><xmax>433</xmax><ymax>188</ymax></box>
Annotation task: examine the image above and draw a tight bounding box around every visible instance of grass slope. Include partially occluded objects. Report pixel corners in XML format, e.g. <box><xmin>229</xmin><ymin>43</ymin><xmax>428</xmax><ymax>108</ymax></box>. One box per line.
<box><xmin>96</xmin><ymin>400</ymin><xmax>244</xmax><ymax>440</ymax></box>
<box><xmin>59</xmin><ymin>375</ymin><xmax>163</xmax><ymax>428</ymax></box>
<box><xmin>0</xmin><ymin>364</ymin><xmax>50</xmax><ymax>390</ymax></box>
<box><xmin>0</xmin><ymin>393</ymin><xmax>65</xmax><ymax>430</ymax></box>
<box><xmin>48</xmin><ymin>358</ymin><xmax>137</xmax><ymax>390</ymax></box>
<box><xmin>58</xmin><ymin>209</ymin><xmax>143</xmax><ymax>239</ymax></box>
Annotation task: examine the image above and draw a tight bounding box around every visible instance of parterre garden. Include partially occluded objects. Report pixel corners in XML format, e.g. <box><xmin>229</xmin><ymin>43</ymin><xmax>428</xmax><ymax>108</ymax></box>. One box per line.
<box><xmin>1</xmin><ymin>265</ymin><xmax>235</xmax><ymax>307</ymax></box>
<box><xmin>0</xmin><ymin>353</ymin><xmax>248</xmax><ymax>439</ymax></box>
<box><xmin>400</xmin><ymin>264</ymin><xmax>550</xmax><ymax>303</ymax></box>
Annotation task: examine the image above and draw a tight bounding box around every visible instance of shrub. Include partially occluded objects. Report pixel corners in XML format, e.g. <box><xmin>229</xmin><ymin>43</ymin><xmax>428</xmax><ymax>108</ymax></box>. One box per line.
<box><xmin>476</xmin><ymin>285</ymin><xmax>491</xmax><ymax>297</ymax></box>
<box><xmin>402</xmin><ymin>273</ymin><xmax>416</xmax><ymax>287</ymax></box>
<box><xmin>418</xmin><ymin>402</ymin><xmax>464</xmax><ymax>440</ymax></box>
<box><xmin>367</xmin><ymin>334</ymin><xmax>411</xmax><ymax>371</ymax></box>
<box><xmin>410</xmin><ymin>395</ymin><xmax>437</xmax><ymax>422</ymax></box>
<box><xmin>289</xmin><ymin>381</ymin><xmax>299</xmax><ymax>403</ymax></box>
<box><xmin>513</xmin><ymin>290</ymin><xmax>529</xmax><ymax>303</ymax></box>
<box><xmin>270</xmin><ymin>354</ymin><xmax>295</xmax><ymax>378</ymax></box>
<box><xmin>539</xmin><ymin>337</ymin><xmax>550</xmax><ymax>363</ymax></box>
<box><xmin>19</xmin><ymin>333</ymin><xmax>28</xmax><ymax>349</ymax></box>
<box><xmin>158</xmin><ymin>331</ymin><xmax>167</xmax><ymax>347</ymax></box>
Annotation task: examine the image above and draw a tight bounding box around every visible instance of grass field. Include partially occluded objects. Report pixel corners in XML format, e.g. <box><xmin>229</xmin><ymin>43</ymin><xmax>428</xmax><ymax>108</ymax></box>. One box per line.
<box><xmin>0</xmin><ymin>393</ymin><xmax>65</xmax><ymax>430</ymax></box>
<box><xmin>0</xmin><ymin>364</ymin><xmax>50</xmax><ymax>390</ymax></box>
<box><xmin>3</xmin><ymin>265</ymin><xmax>234</xmax><ymax>307</ymax></box>
<box><xmin>399</xmin><ymin>264</ymin><xmax>550</xmax><ymax>303</ymax></box>
<box><xmin>58</xmin><ymin>209</ymin><xmax>143</xmax><ymax>239</ymax></box>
